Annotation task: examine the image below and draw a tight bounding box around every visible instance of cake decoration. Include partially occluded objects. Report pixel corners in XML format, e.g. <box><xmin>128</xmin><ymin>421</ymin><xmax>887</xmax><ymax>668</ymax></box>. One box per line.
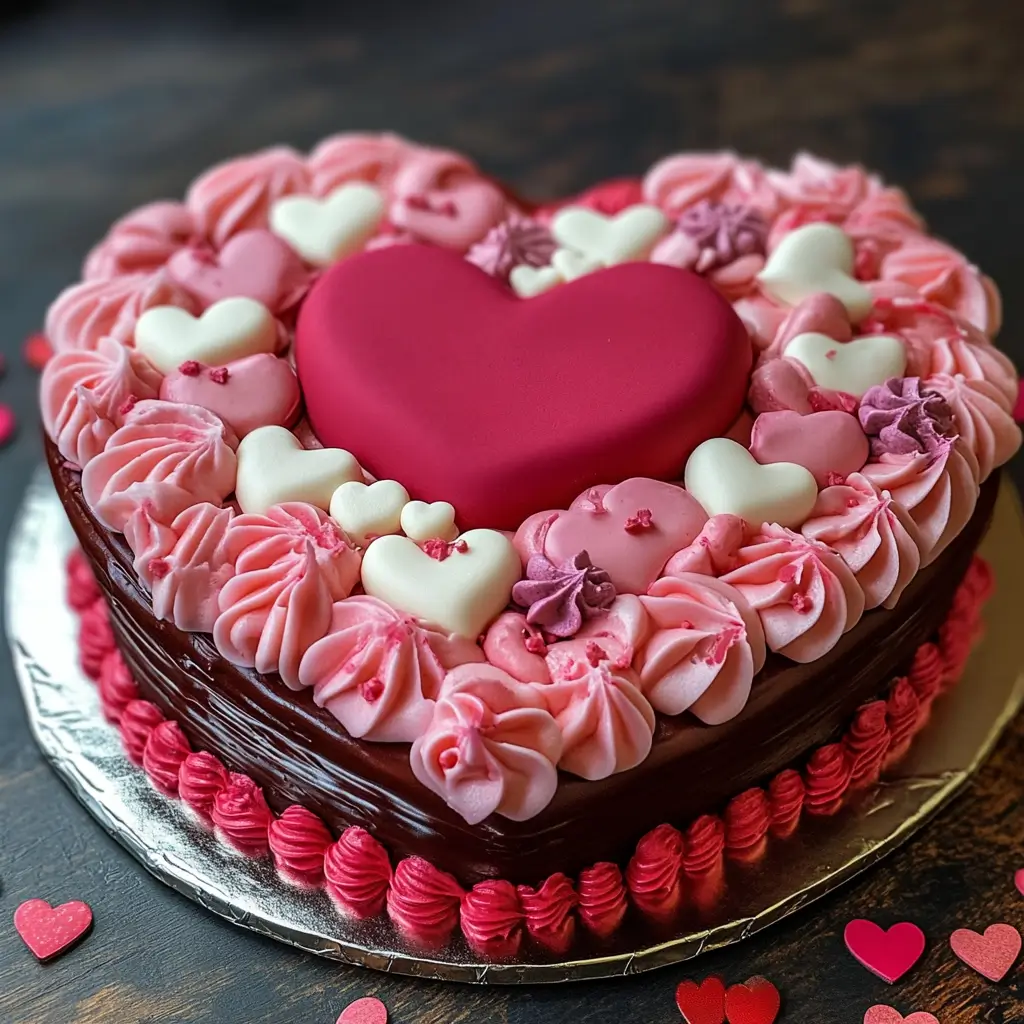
<box><xmin>758</xmin><ymin>222</ymin><xmax>874</xmax><ymax>320</ymax></box>
<box><xmin>858</xmin><ymin>376</ymin><xmax>956</xmax><ymax>458</ymax></box>
<box><xmin>84</xmin><ymin>200</ymin><xmax>197</xmax><ymax>281</ymax></box>
<box><xmin>783</xmin><ymin>332</ymin><xmax>907</xmax><ymax>397</ymax></box>
<box><xmin>949</xmin><ymin>923</ymin><xmax>1021</xmax><ymax>982</ymax></box>
<box><xmin>399</xmin><ymin>499</ymin><xmax>457</xmax><ymax>542</ymax></box>
<box><xmin>550</xmin><ymin>204</ymin><xmax>669</xmax><ymax>265</ymax></box>
<box><xmin>134</xmin><ymin>295</ymin><xmax>278</xmax><ymax>373</ymax></box>
<box><xmin>269</xmin><ymin>182</ymin><xmax>386</xmax><ymax>266</ymax></box>
<box><xmin>683</xmin><ymin>438</ymin><xmax>818</xmax><ymax>528</ymax></box>
<box><xmin>307</xmin><ymin>132</ymin><xmax>414</xmax><ymax>196</ymax></box>
<box><xmin>550</xmin><ymin>246</ymin><xmax>603</xmax><ymax>281</ymax></box>
<box><xmin>329</xmin><ymin>479</ymin><xmax>410</xmax><ymax>546</ymax></box>
<box><xmin>234</xmin><ymin>425</ymin><xmax>361</xmax><ymax>515</ymax></box>
<box><xmin>843</xmin><ymin>919</ymin><xmax>926</xmax><ymax>984</ymax></box>
<box><xmin>14</xmin><ymin>899</ymin><xmax>94</xmax><ymax>963</ymax></box>
<box><xmin>749</xmin><ymin>409</ymin><xmax>869</xmax><ymax>487</ymax></box>
<box><xmin>512</xmin><ymin>550</ymin><xmax>616</xmax><ymax>638</ymax></box>
<box><xmin>509</xmin><ymin>263</ymin><xmax>563</xmax><ymax>298</ymax></box>
<box><xmin>643</xmin><ymin>151</ymin><xmax>779</xmax><ymax>216</ymax></box>
<box><xmin>666</xmin><ymin>199</ymin><xmax>768</xmax><ymax>273</ymax></box>
<box><xmin>664</xmin><ymin>515</ymin><xmax>747</xmax><ymax>576</ymax></box>
<box><xmin>465</xmin><ymin>214</ymin><xmax>558</xmax><ymax>280</ymax></box>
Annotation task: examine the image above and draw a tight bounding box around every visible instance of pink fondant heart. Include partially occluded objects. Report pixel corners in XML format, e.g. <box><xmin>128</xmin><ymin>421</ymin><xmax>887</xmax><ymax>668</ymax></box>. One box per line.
<box><xmin>520</xmin><ymin>478</ymin><xmax>707</xmax><ymax>595</ymax></box>
<box><xmin>336</xmin><ymin>997</ymin><xmax>387</xmax><ymax>1024</ymax></box>
<box><xmin>160</xmin><ymin>353</ymin><xmax>300</xmax><ymax>437</ymax></box>
<box><xmin>863</xmin><ymin>1006</ymin><xmax>939</xmax><ymax>1024</ymax></box>
<box><xmin>949</xmin><ymin>923</ymin><xmax>1021</xmax><ymax>981</ymax></box>
<box><xmin>167</xmin><ymin>229</ymin><xmax>311</xmax><ymax>313</ymax></box>
<box><xmin>844</xmin><ymin>919</ymin><xmax>926</xmax><ymax>984</ymax></box>
<box><xmin>296</xmin><ymin>246</ymin><xmax>750</xmax><ymax>530</ymax></box>
<box><xmin>14</xmin><ymin>898</ymin><xmax>93</xmax><ymax>961</ymax></box>
<box><xmin>750</xmin><ymin>409</ymin><xmax>869</xmax><ymax>487</ymax></box>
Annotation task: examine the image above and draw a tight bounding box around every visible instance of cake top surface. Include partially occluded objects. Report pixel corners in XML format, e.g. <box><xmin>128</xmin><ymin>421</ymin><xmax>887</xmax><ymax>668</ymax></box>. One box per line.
<box><xmin>41</xmin><ymin>133</ymin><xmax>1020</xmax><ymax>824</ymax></box>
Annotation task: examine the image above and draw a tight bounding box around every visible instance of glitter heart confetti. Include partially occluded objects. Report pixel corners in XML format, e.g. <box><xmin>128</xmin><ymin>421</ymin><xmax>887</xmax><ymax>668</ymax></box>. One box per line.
<box><xmin>844</xmin><ymin>919</ymin><xmax>927</xmax><ymax>983</ymax></box>
<box><xmin>14</xmin><ymin>898</ymin><xmax>93</xmax><ymax>961</ymax></box>
<box><xmin>949</xmin><ymin>923</ymin><xmax>1021</xmax><ymax>982</ymax></box>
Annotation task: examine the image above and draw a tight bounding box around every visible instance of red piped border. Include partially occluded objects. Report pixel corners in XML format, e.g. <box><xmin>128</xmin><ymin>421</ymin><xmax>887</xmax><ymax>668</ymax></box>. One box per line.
<box><xmin>67</xmin><ymin>548</ymin><xmax>993</xmax><ymax>956</ymax></box>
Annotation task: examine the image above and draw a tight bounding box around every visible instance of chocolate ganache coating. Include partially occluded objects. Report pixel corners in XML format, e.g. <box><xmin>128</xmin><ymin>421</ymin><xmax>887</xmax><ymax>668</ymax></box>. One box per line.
<box><xmin>48</xmin><ymin>437</ymin><xmax>998</xmax><ymax>886</ymax></box>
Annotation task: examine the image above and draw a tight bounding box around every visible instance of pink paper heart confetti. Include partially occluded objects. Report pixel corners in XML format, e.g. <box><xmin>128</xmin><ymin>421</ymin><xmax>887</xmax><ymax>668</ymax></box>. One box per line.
<box><xmin>863</xmin><ymin>1006</ymin><xmax>939</xmax><ymax>1024</ymax></box>
<box><xmin>844</xmin><ymin>919</ymin><xmax>926</xmax><ymax>983</ymax></box>
<box><xmin>336</xmin><ymin>996</ymin><xmax>387</xmax><ymax>1024</ymax></box>
<box><xmin>949</xmin><ymin>922</ymin><xmax>1021</xmax><ymax>982</ymax></box>
<box><xmin>1014</xmin><ymin>868</ymin><xmax>1024</xmax><ymax>896</ymax></box>
<box><xmin>14</xmin><ymin>898</ymin><xmax>93</xmax><ymax>961</ymax></box>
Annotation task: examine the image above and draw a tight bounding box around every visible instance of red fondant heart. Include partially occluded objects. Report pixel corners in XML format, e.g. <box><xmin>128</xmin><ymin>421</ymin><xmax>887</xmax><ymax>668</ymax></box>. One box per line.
<box><xmin>674</xmin><ymin>976</ymin><xmax>726</xmax><ymax>1024</ymax></box>
<box><xmin>336</xmin><ymin>996</ymin><xmax>387</xmax><ymax>1024</ymax></box>
<box><xmin>724</xmin><ymin>976</ymin><xmax>781</xmax><ymax>1024</ymax></box>
<box><xmin>844</xmin><ymin>919</ymin><xmax>926</xmax><ymax>984</ymax></box>
<box><xmin>296</xmin><ymin>246</ymin><xmax>750</xmax><ymax>530</ymax></box>
<box><xmin>949</xmin><ymin>923</ymin><xmax>1021</xmax><ymax>981</ymax></box>
<box><xmin>14</xmin><ymin>898</ymin><xmax>93</xmax><ymax>961</ymax></box>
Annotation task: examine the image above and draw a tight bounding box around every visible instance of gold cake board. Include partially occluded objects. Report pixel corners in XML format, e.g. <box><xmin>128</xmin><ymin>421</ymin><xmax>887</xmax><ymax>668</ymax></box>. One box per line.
<box><xmin>6</xmin><ymin>467</ymin><xmax>1024</xmax><ymax>983</ymax></box>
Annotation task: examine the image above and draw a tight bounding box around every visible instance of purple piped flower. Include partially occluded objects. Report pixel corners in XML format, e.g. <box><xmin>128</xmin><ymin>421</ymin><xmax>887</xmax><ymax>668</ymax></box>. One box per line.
<box><xmin>677</xmin><ymin>200</ymin><xmax>768</xmax><ymax>271</ymax></box>
<box><xmin>512</xmin><ymin>550</ymin><xmax>616</xmax><ymax>639</ymax></box>
<box><xmin>466</xmin><ymin>214</ymin><xmax>558</xmax><ymax>280</ymax></box>
<box><xmin>859</xmin><ymin>376</ymin><xmax>957</xmax><ymax>458</ymax></box>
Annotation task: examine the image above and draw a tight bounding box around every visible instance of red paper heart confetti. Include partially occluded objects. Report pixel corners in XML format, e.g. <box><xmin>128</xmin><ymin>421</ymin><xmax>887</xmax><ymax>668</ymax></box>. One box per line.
<box><xmin>724</xmin><ymin>976</ymin><xmax>781</xmax><ymax>1024</ymax></box>
<box><xmin>0</xmin><ymin>404</ymin><xmax>16</xmax><ymax>448</ymax></box>
<box><xmin>335</xmin><ymin>996</ymin><xmax>387</xmax><ymax>1024</ymax></box>
<box><xmin>22</xmin><ymin>332</ymin><xmax>53</xmax><ymax>371</ymax></box>
<box><xmin>863</xmin><ymin>1006</ymin><xmax>939</xmax><ymax>1024</ymax></box>
<box><xmin>949</xmin><ymin>923</ymin><xmax>1021</xmax><ymax>982</ymax></box>
<box><xmin>844</xmin><ymin>919</ymin><xmax>926</xmax><ymax>983</ymax></box>
<box><xmin>14</xmin><ymin>898</ymin><xmax>93</xmax><ymax>961</ymax></box>
<box><xmin>1014</xmin><ymin>868</ymin><xmax>1024</xmax><ymax>896</ymax></box>
<box><xmin>674</xmin><ymin>976</ymin><xmax>726</xmax><ymax>1024</ymax></box>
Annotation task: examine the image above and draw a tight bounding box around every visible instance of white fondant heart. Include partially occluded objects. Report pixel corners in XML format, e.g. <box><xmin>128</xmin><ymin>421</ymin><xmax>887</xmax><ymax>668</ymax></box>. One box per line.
<box><xmin>784</xmin><ymin>331</ymin><xmax>907</xmax><ymax>398</ymax></box>
<box><xmin>684</xmin><ymin>437</ymin><xmax>817</xmax><ymax>529</ymax></box>
<box><xmin>509</xmin><ymin>263</ymin><xmax>563</xmax><ymax>298</ymax></box>
<box><xmin>400</xmin><ymin>500</ymin><xmax>458</xmax><ymax>542</ymax></box>
<box><xmin>235</xmin><ymin>425</ymin><xmax>362</xmax><ymax>515</ymax></box>
<box><xmin>134</xmin><ymin>297</ymin><xmax>276</xmax><ymax>374</ymax></box>
<box><xmin>269</xmin><ymin>183</ymin><xmax>385</xmax><ymax>267</ymax></box>
<box><xmin>758</xmin><ymin>222</ymin><xmax>873</xmax><ymax>321</ymax></box>
<box><xmin>551</xmin><ymin>204</ymin><xmax>669</xmax><ymax>266</ymax></box>
<box><xmin>551</xmin><ymin>247</ymin><xmax>602</xmax><ymax>282</ymax></box>
<box><xmin>360</xmin><ymin>530</ymin><xmax>521</xmax><ymax>637</ymax></box>
<box><xmin>329</xmin><ymin>479</ymin><xmax>410</xmax><ymax>545</ymax></box>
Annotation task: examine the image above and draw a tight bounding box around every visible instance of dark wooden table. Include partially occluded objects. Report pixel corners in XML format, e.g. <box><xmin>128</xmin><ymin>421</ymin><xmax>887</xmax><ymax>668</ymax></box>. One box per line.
<box><xmin>1</xmin><ymin>2</ymin><xmax>1023</xmax><ymax>1021</ymax></box>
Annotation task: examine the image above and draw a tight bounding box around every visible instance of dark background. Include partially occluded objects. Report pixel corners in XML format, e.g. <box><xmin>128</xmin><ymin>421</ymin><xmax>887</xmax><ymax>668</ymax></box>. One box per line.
<box><xmin>1</xmin><ymin>2</ymin><xmax>1022</xmax><ymax>1021</ymax></box>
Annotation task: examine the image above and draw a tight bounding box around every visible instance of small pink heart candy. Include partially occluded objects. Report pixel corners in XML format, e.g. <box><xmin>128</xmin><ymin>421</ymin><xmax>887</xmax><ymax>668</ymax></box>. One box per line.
<box><xmin>863</xmin><ymin>1006</ymin><xmax>939</xmax><ymax>1024</ymax></box>
<box><xmin>336</xmin><ymin>996</ymin><xmax>387</xmax><ymax>1024</ymax></box>
<box><xmin>160</xmin><ymin>353</ymin><xmax>301</xmax><ymax>437</ymax></box>
<box><xmin>750</xmin><ymin>409</ymin><xmax>869</xmax><ymax>487</ymax></box>
<box><xmin>167</xmin><ymin>229</ymin><xmax>311</xmax><ymax>313</ymax></box>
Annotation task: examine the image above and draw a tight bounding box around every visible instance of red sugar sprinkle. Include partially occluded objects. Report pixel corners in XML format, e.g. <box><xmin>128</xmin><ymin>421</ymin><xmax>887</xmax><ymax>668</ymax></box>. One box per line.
<box><xmin>208</xmin><ymin>366</ymin><xmax>230</xmax><ymax>385</ymax></box>
<box><xmin>423</xmin><ymin>538</ymin><xmax>450</xmax><ymax>561</ymax></box>
<box><xmin>117</xmin><ymin>395</ymin><xmax>138</xmax><ymax>417</ymax></box>
<box><xmin>22</xmin><ymin>332</ymin><xmax>53</xmax><ymax>370</ymax></box>
<box><xmin>0</xmin><ymin>404</ymin><xmax>15</xmax><ymax>448</ymax></box>
<box><xmin>623</xmin><ymin>508</ymin><xmax>654</xmax><ymax>533</ymax></box>
<box><xmin>147</xmin><ymin>557</ymin><xmax>170</xmax><ymax>580</ymax></box>
<box><xmin>826</xmin><ymin>471</ymin><xmax>847</xmax><ymax>487</ymax></box>
<box><xmin>360</xmin><ymin>677</ymin><xmax>384</xmax><ymax>703</ymax></box>
<box><xmin>522</xmin><ymin>628</ymin><xmax>548</xmax><ymax>656</ymax></box>
<box><xmin>585</xmin><ymin>641</ymin><xmax>607</xmax><ymax>667</ymax></box>
<box><xmin>825</xmin><ymin>349</ymin><xmax>838</xmax><ymax>360</ymax></box>
<box><xmin>791</xmin><ymin>592</ymin><xmax>811</xmax><ymax>613</ymax></box>
<box><xmin>404</xmin><ymin>194</ymin><xmax>431</xmax><ymax>211</ymax></box>
<box><xmin>178</xmin><ymin>360</ymin><xmax>201</xmax><ymax>377</ymax></box>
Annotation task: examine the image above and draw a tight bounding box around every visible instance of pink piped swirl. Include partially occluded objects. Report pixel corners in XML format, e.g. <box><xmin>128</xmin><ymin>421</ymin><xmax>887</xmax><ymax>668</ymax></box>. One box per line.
<box><xmin>860</xmin><ymin>440</ymin><xmax>980</xmax><ymax>564</ymax></box>
<box><xmin>83</xmin><ymin>201</ymin><xmax>197</xmax><ymax>280</ymax></box>
<box><xmin>80</xmin><ymin>400</ymin><xmax>237</xmax><ymax>531</ymax></box>
<box><xmin>924</xmin><ymin>373</ymin><xmax>1021</xmax><ymax>483</ymax></box>
<box><xmin>542</xmin><ymin>651</ymin><xmax>655</xmax><ymax>781</ymax></box>
<box><xmin>410</xmin><ymin>665</ymin><xmax>562</xmax><ymax>825</ymax></box>
<box><xmin>801</xmin><ymin>473</ymin><xmax>922</xmax><ymax>611</ymax></box>
<box><xmin>481</xmin><ymin>611</ymin><xmax>553</xmax><ymax>684</ymax></box>
<box><xmin>324</xmin><ymin>826</ymin><xmax>393</xmax><ymax>919</ymax></box>
<box><xmin>307</xmin><ymin>132</ymin><xmax>416</xmax><ymax>196</ymax></box>
<box><xmin>45</xmin><ymin>271</ymin><xmax>197</xmax><ymax>353</ymax></box>
<box><xmin>543</xmin><ymin>595</ymin><xmax>650</xmax><ymax>682</ymax></box>
<box><xmin>41</xmin><ymin>336</ymin><xmax>163</xmax><ymax>467</ymax></box>
<box><xmin>663</xmin><ymin>515</ymin><xmax>748</xmax><ymax>577</ymax></box>
<box><xmin>297</xmin><ymin>595</ymin><xmax>484</xmax><ymax>743</ymax></box>
<box><xmin>642</xmin><ymin>151</ymin><xmax>779</xmax><ymax>216</ymax></box>
<box><xmin>123</xmin><ymin>501</ymin><xmax>235</xmax><ymax>632</ymax></box>
<box><xmin>879</xmin><ymin>237</ymin><xmax>1002</xmax><ymax>335</ymax></box>
<box><xmin>721</xmin><ymin>525</ymin><xmax>866</xmax><ymax>663</ymax></box>
<box><xmin>186</xmin><ymin>146</ymin><xmax>310</xmax><ymax>247</ymax></box>
<box><xmin>637</xmin><ymin>573</ymin><xmax>766</xmax><ymax>723</ymax></box>
<box><xmin>213</xmin><ymin>503</ymin><xmax>361</xmax><ymax>688</ymax></box>
<box><xmin>766</xmin><ymin>153</ymin><xmax>882</xmax><ymax>220</ymax></box>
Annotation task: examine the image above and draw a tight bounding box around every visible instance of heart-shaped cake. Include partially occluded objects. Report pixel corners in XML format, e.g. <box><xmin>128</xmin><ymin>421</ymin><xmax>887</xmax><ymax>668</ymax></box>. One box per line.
<box><xmin>296</xmin><ymin>245</ymin><xmax>751</xmax><ymax>529</ymax></box>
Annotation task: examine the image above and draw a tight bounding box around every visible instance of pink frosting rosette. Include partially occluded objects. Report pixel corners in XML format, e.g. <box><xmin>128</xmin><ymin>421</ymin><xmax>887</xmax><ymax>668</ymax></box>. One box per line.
<box><xmin>637</xmin><ymin>573</ymin><xmax>766</xmax><ymax>723</ymax></box>
<box><xmin>410</xmin><ymin>665</ymin><xmax>562</xmax><ymax>825</ymax></box>
<box><xmin>213</xmin><ymin>503</ymin><xmax>361</xmax><ymax>689</ymax></box>
<box><xmin>543</xmin><ymin>596</ymin><xmax>650</xmax><ymax>682</ymax></box>
<box><xmin>45</xmin><ymin>271</ymin><xmax>197</xmax><ymax>353</ymax></box>
<box><xmin>307</xmin><ymin>132</ymin><xmax>417</xmax><ymax>196</ymax></box>
<box><xmin>924</xmin><ymin>373</ymin><xmax>1022</xmax><ymax>482</ymax></box>
<box><xmin>83</xmin><ymin>201</ymin><xmax>197</xmax><ymax>280</ymax></box>
<box><xmin>481</xmin><ymin>611</ymin><xmax>553</xmax><ymax>684</ymax></box>
<box><xmin>922</xmin><ymin>330</ymin><xmax>1018</xmax><ymax>409</ymax></box>
<box><xmin>41</xmin><ymin>336</ymin><xmax>163</xmax><ymax>467</ymax></box>
<box><xmin>663</xmin><ymin>515</ymin><xmax>748</xmax><ymax>577</ymax></box>
<box><xmin>542</xmin><ymin>651</ymin><xmax>655</xmax><ymax>781</ymax></box>
<box><xmin>721</xmin><ymin>525</ymin><xmax>866</xmax><ymax>663</ymax></box>
<box><xmin>80</xmin><ymin>399</ymin><xmax>237</xmax><ymax>531</ymax></box>
<box><xmin>860</xmin><ymin>439</ymin><xmax>980</xmax><ymax>564</ymax></box>
<box><xmin>801</xmin><ymin>473</ymin><xmax>922</xmax><ymax>610</ymax></box>
<box><xmin>642</xmin><ymin>151</ymin><xmax>779</xmax><ymax>217</ymax></box>
<box><xmin>297</xmin><ymin>595</ymin><xmax>484</xmax><ymax>743</ymax></box>
<box><xmin>767</xmin><ymin>153</ymin><xmax>882</xmax><ymax>220</ymax></box>
<box><xmin>186</xmin><ymin>146</ymin><xmax>310</xmax><ymax>248</ymax></box>
<box><xmin>123</xmin><ymin>501</ymin><xmax>235</xmax><ymax>632</ymax></box>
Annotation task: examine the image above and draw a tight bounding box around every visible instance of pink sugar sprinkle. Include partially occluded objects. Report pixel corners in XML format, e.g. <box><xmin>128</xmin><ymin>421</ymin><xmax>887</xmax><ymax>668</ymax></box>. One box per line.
<box><xmin>118</xmin><ymin>395</ymin><xmax>138</xmax><ymax>417</ymax></box>
<box><xmin>179</xmin><ymin>360</ymin><xmax>201</xmax><ymax>377</ymax></box>
<box><xmin>790</xmin><ymin>592</ymin><xmax>811</xmax><ymax>613</ymax></box>
<box><xmin>441</xmin><ymin>200</ymin><xmax>458</xmax><ymax>217</ymax></box>
<box><xmin>0</xmin><ymin>404</ymin><xmax>15</xmax><ymax>448</ymax></box>
<box><xmin>585</xmin><ymin>641</ymin><xmax>608</xmax><ymax>667</ymax></box>
<box><xmin>778</xmin><ymin>564</ymin><xmax>798</xmax><ymax>584</ymax></box>
<box><xmin>826</xmin><ymin>471</ymin><xmax>847</xmax><ymax>487</ymax></box>
<box><xmin>208</xmin><ymin>366</ymin><xmax>229</xmax><ymax>385</ymax></box>
<box><xmin>522</xmin><ymin>628</ymin><xmax>548</xmax><ymax>656</ymax></box>
<box><xmin>623</xmin><ymin>508</ymin><xmax>655</xmax><ymax>533</ymax></box>
<box><xmin>423</xmin><ymin>538</ymin><xmax>451</xmax><ymax>561</ymax></box>
<box><xmin>438</xmin><ymin>749</ymin><xmax>459</xmax><ymax>771</ymax></box>
<box><xmin>825</xmin><ymin>349</ymin><xmax>838</xmax><ymax>361</ymax></box>
<box><xmin>360</xmin><ymin>677</ymin><xmax>384</xmax><ymax>703</ymax></box>
<box><xmin>846</xmin><ymin>497</ymin><xmax>860</xmax><ymax>508</ymax></box>
<box><xmin>404</xmin><ymin>194</ymin><xmax>430</xmax><ymax>211</ymax></box>
<box><xmin>147</xmin><ymin>557</ymin><xmax>170</xmax><ymax>580</ymax></box>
